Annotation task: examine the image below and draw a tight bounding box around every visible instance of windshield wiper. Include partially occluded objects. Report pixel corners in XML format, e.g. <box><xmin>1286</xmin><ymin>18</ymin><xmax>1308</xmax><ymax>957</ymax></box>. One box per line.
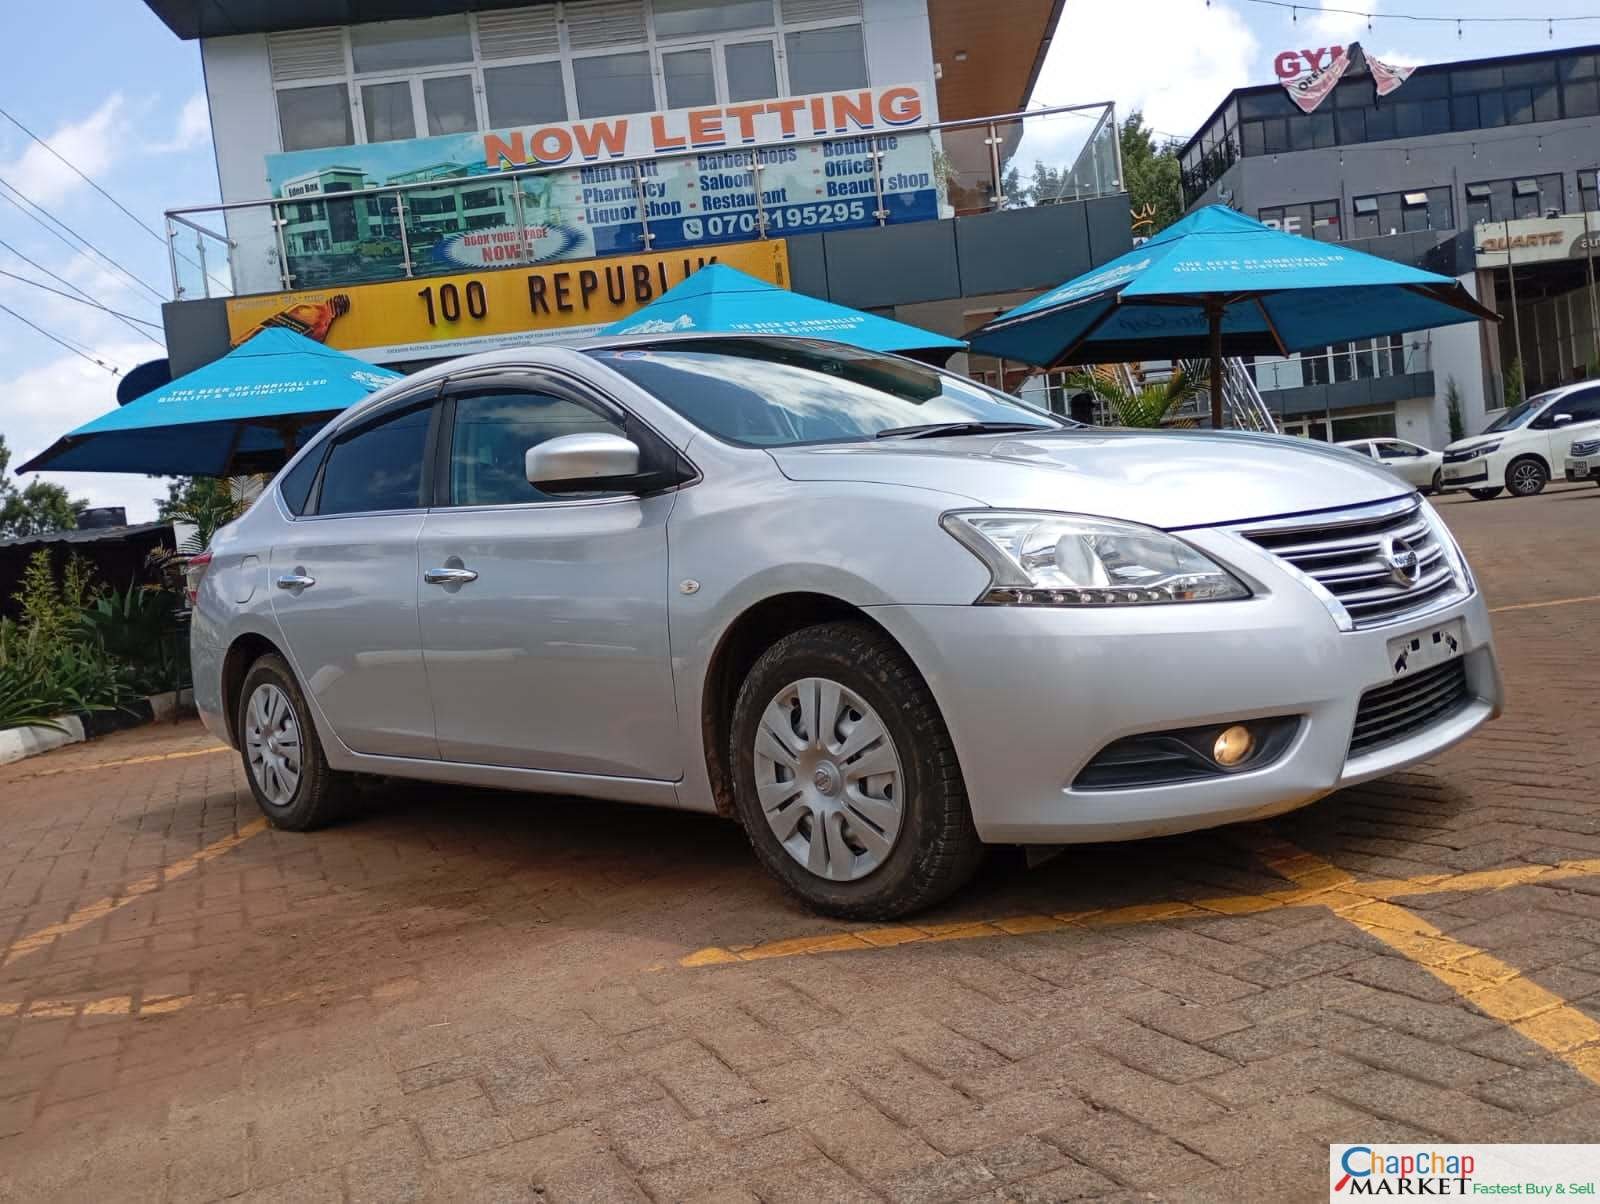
<box><xmin>874</xmin><ymin>421</ymin><xmax>1052</xmax><ymax>440</ymax></box>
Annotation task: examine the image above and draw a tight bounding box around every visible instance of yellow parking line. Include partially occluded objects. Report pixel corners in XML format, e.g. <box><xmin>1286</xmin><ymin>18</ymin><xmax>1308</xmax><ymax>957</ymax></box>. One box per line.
<box><xmin>11</xmin><ymin>745</ymin><xmax>232</xmax><ymax>779</ymax></box>
<box><xmin>2</xmin><ymin>817</ymin><xmax>268</xmax><ymax>967</ymax></box>
<box><xmin>1489</xmin><ymin>594</ymin><xmax>1600</xmax><ymax>615</ymax></box>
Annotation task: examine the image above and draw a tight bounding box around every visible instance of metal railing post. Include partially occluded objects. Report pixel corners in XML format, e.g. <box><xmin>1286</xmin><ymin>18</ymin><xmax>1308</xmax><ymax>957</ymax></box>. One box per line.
<box><xmin>986</xmin><ymin>123</ymin><xmax>1005</xmax><ymax>209</ymax></box>
<box><xmin>270</xmin><ymin>200</ymin><xmax>293</xmax><ymax>290</ymax></box>
<box><xmin>511</xmin><ymin>180</ymin><xmax>529</xmax><ymax>265</ymax></box>
<box><xmin>631</xmin><ymin>164</ymin><xmax>654</xmax><ymax>251</ymax></box>
<box><xmin>1108</xmin><ymin>104</ymin><xmax>1125</xmax><ymax>191</ymax></box>
<box><xmin>753</xmin><ymin>158</ymin><xmax>769</xmax><ymax>240</ymax></box>
<box><xmin>870</xmin><ymin>136</ymin><xmax>888</xmax><ymax>226</ymax></box>
<box><xmin>195</xmin><ymin>228</ymin><xmax>210</xmax><ymax>300</ymax></box>
<box><xmin>165</xmin><ymin>215</ymin><xmax>182</xmax><ymax>299</ymax></box>
<box><xmin>396</xmin><ymin>191</ymin><xmax>414</xmax><ymax>277</ymax></box>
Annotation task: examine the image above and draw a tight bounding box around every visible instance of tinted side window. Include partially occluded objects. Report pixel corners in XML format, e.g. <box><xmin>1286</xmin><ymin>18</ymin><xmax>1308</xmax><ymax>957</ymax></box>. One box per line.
<box><xmin>449</xmin><ymin>389</ymin><xmax>626</xmax><ymax>506</ymax></box>
<box><xmin>1560</xmin><ymin>391</ymin><xmax>1600</xmax><ymax>422</ymax></box>
<box><xmin>316</xmin><ymin>405</ymin><xmax>432</xmax><ymax>515</ymax></box>
<box><xmin>277</xmin><ymin>445</ymin><xmax>325</xmax><ymax>515</ymax></box>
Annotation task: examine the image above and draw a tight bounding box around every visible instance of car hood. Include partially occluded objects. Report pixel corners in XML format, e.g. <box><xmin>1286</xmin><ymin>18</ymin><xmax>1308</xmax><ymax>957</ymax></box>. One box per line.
<box><xmin>769</xmin><ymin>428</ymin><xmax>1413</xmax><ymax>529</ymax></box>
<box><xmin>1444</xmin><ymin>434</ymin><xmax>1506</xmax><ymax>453</ymax></box>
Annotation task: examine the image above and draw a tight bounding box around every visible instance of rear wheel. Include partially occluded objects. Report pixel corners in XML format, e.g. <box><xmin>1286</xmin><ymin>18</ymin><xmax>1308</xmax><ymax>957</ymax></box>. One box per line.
<box><xmin>1468</xmin><ymin>487</ymin><xmax>1504</xmax><ymax>501</ymax></box>
<box><xmin>1507</xmin><ymin>457</ymin><xmax>1548</xmax><ymax>497</ymax></box>
<box><xmin>237</xmin><ymin>654</ymin><xmax>350</xmax><ymax>830</ymax></box>
<box><xmin>729</xmin><ymin>622</ymin><xmax>982</xmax><ymax>920</ymax></box>
<box><xmin>1429</xmin><ymin>469</ymin><xmax>1443</xmax><ymax>495</ymax></box>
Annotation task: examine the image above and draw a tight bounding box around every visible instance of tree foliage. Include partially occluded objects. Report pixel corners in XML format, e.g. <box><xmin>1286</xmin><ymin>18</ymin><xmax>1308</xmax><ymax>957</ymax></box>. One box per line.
<box><xmin>0</xmin><ymin>434</ymin><xmax>84</xmax><ymax>540</ymax></box>
<box><xmin>1065</xmin><ymin>361</ymin><xmax>1209</xmax><ymax>428</ymax></box>
<box><xmin>1120</xmin><ymin>111</ymin><xmax>1183</xmax><ymax>238</ymax></box>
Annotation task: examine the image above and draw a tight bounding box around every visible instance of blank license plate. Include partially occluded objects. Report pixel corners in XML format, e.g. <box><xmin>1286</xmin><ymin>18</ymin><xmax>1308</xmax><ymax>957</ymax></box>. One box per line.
<box><xmin>1387</xmin><ymin>619</ymin><xmax>1464</xmax><ymax>678</ymax></box>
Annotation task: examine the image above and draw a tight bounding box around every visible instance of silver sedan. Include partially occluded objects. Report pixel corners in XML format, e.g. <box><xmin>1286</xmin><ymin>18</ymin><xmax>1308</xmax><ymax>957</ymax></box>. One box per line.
<box><xmin>189</xmin><ymin>336</ymin><xmax>1501</xmax><ymax>918</ymax></box>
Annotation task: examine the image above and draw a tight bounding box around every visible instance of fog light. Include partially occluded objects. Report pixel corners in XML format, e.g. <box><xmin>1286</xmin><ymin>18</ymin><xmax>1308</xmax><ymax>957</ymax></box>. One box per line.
<box><xmin>1213</xmin><ymin>725</ymin><xmax>1255</xmax><ymax>766</ymax></box>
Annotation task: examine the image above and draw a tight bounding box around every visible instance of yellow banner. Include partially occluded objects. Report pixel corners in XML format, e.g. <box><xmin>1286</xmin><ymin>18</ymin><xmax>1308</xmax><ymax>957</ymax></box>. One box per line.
<box><xmin>224</xmin><ymin>239</ymin><xmax>790</xmax><ymax>362</ymax></box>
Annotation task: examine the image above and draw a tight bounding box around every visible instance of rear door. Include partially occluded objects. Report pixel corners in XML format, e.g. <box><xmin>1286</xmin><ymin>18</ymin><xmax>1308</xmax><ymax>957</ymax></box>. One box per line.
<box><xmin>1549</xmin><ymin>388</ymin><xmax>1600</xmax><ymax>467</ymax></box>
<box><xmin>269</xmin><ymin>388</ymin><xmax>441</xmax><ymax>759</ymax></box>
<box><xmin>1372</xmin><ymin>439</ymin><xmax>1431</xmax><ymax>488</ymax></box>
<box><xmin>416</xmin><ymin>369</ymin><xmax>681</xmax><ymax>779</ymax></box>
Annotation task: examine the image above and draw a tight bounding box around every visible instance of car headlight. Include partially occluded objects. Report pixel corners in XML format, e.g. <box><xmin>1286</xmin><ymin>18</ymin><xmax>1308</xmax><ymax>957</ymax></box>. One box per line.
<box><xmin>1461</xmin><ymin>441</ymin><xmax>1501</xmax><ymax>460</ymax></box>
<box><xmin>941</xmin><ymin>511</ymin><xmax>1250</xmax><ymax>606</ymax></box>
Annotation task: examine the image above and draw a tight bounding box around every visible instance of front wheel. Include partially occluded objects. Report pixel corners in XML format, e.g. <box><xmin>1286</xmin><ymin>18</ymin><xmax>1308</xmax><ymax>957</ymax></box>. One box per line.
<box><xmin>1507</xmin><ymin>457</ymin><xmax>1548</xmax><ymax>497</ymax></box>
<box><xmin>1429</xmin><ymin>469</ymin><xmax>1443</xmax><ymax>495</ymax></box>
<box><xmin>1469</xmin><ymin>487</ymin><xmax>1504</xmax><ymax>501</ymax></box>
<box><xmin>729</xmin><ymin>621</ymin><xmax>983</xmax><ymax>920</ymax></box>
<box><xmin>237</xmin><ymin>653</ymin><xmax>350</xmax><ymax>830</ymax></box>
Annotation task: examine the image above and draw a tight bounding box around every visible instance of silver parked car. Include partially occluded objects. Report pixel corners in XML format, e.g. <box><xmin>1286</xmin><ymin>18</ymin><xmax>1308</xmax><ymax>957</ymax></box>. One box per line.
<box><xmin>190</xmin><ymin>336</ymin><xmax>1501</xmax><ymax>918</ymax></box>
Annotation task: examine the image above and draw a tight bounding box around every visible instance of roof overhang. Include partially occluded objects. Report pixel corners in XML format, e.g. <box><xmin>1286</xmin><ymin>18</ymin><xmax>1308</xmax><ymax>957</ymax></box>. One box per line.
<box><xmin>927</xmin><ymin>0</ymin><xmax>1066</xmax><ymax>121</ymax></box>
<box><xmin>142</xmin><ymin>0</ymin><xmax>554</xmax><ymax>40</ymax></box>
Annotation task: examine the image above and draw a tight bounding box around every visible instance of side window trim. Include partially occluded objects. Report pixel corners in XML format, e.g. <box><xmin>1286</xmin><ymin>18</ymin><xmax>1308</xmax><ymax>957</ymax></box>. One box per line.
<box><xmin>305</xmin><ymin>386</ymin><xmax>444</xmax><ymax>518</ymax></box>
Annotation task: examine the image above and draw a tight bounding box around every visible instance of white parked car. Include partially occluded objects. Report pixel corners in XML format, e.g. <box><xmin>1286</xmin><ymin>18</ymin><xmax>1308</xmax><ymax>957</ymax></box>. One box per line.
<box><xmin>1337</xmin><ymin>438</ymin><xmax>1443</xmax><ymax>494</ymax></box>
<box><xmin>1441</xmin><ymin>382</ymin><xmax>1600</xmax><ymax>499</ymax></box>
<box><xmin>1563</xmin><ymin>433</ymin><xmax>1600</xmax><ymax>486</ymax></box>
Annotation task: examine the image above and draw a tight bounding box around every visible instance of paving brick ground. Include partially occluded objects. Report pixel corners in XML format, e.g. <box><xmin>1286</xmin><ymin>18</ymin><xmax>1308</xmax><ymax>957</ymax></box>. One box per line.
<box><xmin>0</xmin><ymin>482</ymin><xmax>1597</xmax><ymax>1202</ymax></box>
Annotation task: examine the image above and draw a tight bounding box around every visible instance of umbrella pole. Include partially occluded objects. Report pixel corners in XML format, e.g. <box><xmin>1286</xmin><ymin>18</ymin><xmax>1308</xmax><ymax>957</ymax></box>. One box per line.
<box><xmin>1207</xmin><ymin>301</ymin><xmax>1224</xmax><ymax>429</ymax></box>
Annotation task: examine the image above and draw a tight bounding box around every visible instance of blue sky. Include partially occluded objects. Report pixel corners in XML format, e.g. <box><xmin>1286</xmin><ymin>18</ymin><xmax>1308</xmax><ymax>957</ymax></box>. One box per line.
<box><xmin>1</xmin><ymin>0</ymin><xmax>1598</xmax><ymax>521</ymax></box>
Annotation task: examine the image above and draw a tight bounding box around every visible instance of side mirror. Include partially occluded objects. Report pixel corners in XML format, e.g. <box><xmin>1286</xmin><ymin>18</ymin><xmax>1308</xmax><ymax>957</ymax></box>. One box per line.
<box><xmin>526</xmin><ymin>432</ymin><xmax>641</xmax><ymax>492</ymax></box>
<box><xmin>1553</xmin><ymin>412</ymin><xmax>1574</xmax><ymax>425</ymax></box>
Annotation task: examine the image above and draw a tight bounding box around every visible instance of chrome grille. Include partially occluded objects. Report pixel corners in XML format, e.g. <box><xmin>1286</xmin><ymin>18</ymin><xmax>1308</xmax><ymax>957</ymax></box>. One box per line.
<box><xmin>1572</xmin><ymin>438</ymin><xmax>1600</xmax><ymax>457</ymax></box>
<box><xmin>1240</xmin><ymin>499</ymin><xmax>1463</xmax><ymax>630</ymax></box>
<box><xmin>1350</xmin><ymin>659</ymin><xmax>1471</xmax><ymax>756</ymax></box>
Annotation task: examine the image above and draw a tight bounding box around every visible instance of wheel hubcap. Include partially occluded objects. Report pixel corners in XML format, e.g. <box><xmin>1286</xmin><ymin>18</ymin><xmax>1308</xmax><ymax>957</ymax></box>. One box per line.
<box><xmin>244</xmin><ymin>683</ymin><xmax>302</xmax><ymax>806</ymax></box>
<box><xmin>753</xmin><ymin>677</ymin><xmax>904</xmax><ymax>882</ymax></box>
<box><xmin>1512</xmin><ymin>465</ymin><xmax>1539</xmax><ymax>491</ymax></box>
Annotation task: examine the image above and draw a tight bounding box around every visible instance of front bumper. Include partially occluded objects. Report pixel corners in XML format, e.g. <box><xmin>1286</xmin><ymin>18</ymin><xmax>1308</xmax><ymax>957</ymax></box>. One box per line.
<box><xmin>1440</xmin><ymin>461</ymin><xmax>1491</xmax><ymax>487</ymax></box>
<box><xmin>868</xmin><ymin>547</ymin><xmax>1500</xmax><ymax>845</ymax></box>
<box><xmin>1564</xmin><ymin>456</ymin><xmax>1598</xmax><ymax>482</ymax></box>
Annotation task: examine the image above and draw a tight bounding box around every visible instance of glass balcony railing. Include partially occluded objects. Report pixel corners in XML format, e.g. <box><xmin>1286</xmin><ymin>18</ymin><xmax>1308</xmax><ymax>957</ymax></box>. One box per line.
<box><xmin>163</xmin><ymin>101</ymin><xmax>1124</xmax><ymax>299</ymax></box>
<box><xmin>1248</xmin><ymin>335</ymin><xmax>1432</xmax><ymax>393</ymax></box>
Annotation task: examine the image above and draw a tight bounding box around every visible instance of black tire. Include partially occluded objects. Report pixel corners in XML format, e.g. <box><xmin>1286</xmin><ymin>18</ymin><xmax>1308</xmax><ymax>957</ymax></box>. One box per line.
<box><xmin>1429</xmin><ymin>469</ymin><xmax>1443</xmax><ymax>495</ymax></box>
<box><xmin>1468</xmin><ymin>487</ymin><xmax>1504</xmax><ymax>501</ymax></box>
<box><xmin>1506</xmin><ymin>456</ymin><xmax>1548</xmax><ymax>497</ymax></box>
<box><xmin>236</xmin><ymin>653</ymin><xmax>350</xmax><ymax>830</ymax></box>
<box><xmin>729</xmin><ymin>621</ymin><xmax>983</xmax><ymax>920</ymax></box>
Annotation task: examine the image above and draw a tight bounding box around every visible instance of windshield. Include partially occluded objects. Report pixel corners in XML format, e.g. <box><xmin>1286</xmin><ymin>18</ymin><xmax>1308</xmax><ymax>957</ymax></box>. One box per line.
<box><xmin>587</xmin><ymin>339</ymin><xmax>1063</xmax><ymax>448</ymax></box>
<box><xmin>1481</xmin><ymin>395</ymin><xmax>1551</xmax><ymax>434</ymax></box>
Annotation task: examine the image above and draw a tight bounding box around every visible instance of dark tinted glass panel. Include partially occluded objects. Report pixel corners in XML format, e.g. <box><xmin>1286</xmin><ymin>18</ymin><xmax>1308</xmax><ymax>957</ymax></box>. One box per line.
<box><xmin>1559</xmin><ymin>54</ymin><xmax>1596</xmax><ymax>81</ymax></box>
<box><xmin>1428</xmin><ymin>187</ymin><xmax>1453</xmax><ymax>230</ymax></box>
<box><xmin>1310</xmin><ymin>111</ymin><xmax>1335</xmax><ymax>147</ymax></box>
<box><xmin>317</xmin><ymin>406</ymin><xmax>431</xmax><ymax>515</ymax></box>
<box><xmin>1566</xmin><ymin>81</ymin><xmax>1600</xmax><ymax>118</ymax></box>
<box><xmin>1365</xmin><ymin>106</ymin><xmax>1395</xmax><ymax>140</ymax></box>
<box><xmin>1451</xmin><ymin>96</ymin><xmax>1478</xmax><ymax>130</ymax></box>
<box><xmin>1403</xmin><ymin>72</ymin><xmax>1448</xmax><ymax>100</ymax></box>
<box><xmin>1262</xmin><ymin>118</ymin><xmax>1288</xmax><ymax>154</ymax></box>
<box><xmin>1241</xmin><ymin>121</ymin><xmax>1264</xmax><ymax>156</ymax></box>
<box><xmin>1504</xmin><ymin>60</ymin><xmax>1556</xmax><ymax>86</ymax></box>
<box><xmin>1506</xmin><ymin>88</ymin><xmax>1534</xmax><ymax>123</ymax></box>
<box><xmin>278</xmin><ymin>447</ymin><xmax>325</xmax><ymax>516</ymax></box>
<box><xmin>1533</xmin><ymin>83</ymin><xmax>1560</xmax><ymax>122</ymax></box>
<box><xmin>1288</xmin><ymin>115</ymin><xmax>1313</xmax><ymax>151</ymax></box>
<box><xmin>1336</xmin><ymin>109</ymin><xmax>1364</xmax><ymax>143</ymax></box>
<box><xmin>1335</xmin><ymin>78</ymin><xmax>1375</xmax><ymax>108</ymax></box>
<box><xmin>1239</xmin><ymin>89</ymin><xmax>1295</xmax><ymax>118</ymax></box>
<box><xmin>1453</xmin><ymin>66</ymin><xmax>1502</xmax><ymax>92</ymax></box>
<box><xmin>1479</xmin><ymin>92</ymin><xmax>1506</xmax><ymax>127</ymax></box>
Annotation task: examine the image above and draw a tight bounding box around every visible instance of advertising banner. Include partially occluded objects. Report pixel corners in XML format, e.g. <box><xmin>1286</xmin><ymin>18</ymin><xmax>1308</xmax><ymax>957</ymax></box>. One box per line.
<box><xmin>1283</xmin><ymin>49</ymin><xmax>1353</xmax><ymax>113</ymax></box>
<box><xmin>224</xmin><ymin>239</ymin><xmax>790</xmax><ymax>363</ymax></box>
<box><xmin>264</xmin><ymin>85</ymin><xmax>936</xmax><ymax>289</ymax></box>
<box><xmin>1368</xmin><ymin>54</ymin><xmax>1417</xmax><ymax>96</ymax></box>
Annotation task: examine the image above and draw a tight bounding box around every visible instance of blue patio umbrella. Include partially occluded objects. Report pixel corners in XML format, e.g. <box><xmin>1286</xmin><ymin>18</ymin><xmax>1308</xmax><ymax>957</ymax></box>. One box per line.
<box><xmin>604</xmin><ymin>265</ymin><xmax>964</xmax><ymax>359</ymax></box>
<box><xmin>966</xmin><ymin>205</ymin><xmax>1497</xmax><ymax>426</ymax></box>
<box><xmin>20</xmin><ymin>329</ymin><xmax>403</xmax><ymax>477</ymax></box>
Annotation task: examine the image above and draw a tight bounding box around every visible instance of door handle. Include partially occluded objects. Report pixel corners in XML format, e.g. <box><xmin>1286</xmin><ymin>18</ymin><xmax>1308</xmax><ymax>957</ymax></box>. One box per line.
<box><xmin>424</xmin><ymin>567</ymin><xmax>479</xmax><ymax>586</ymax></box>
<box><xmin>275</xmin><ymin>573</ymin><xmax>316</xmax><ymax>590</ymax></box>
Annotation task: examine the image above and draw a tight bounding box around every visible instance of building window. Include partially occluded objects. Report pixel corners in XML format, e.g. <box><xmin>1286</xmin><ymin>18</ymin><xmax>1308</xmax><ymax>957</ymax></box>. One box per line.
<box><xmin>361</xmin><ymin>81</ymin><xmax>417</xmax><ymax>143</ymax></box>
<box><xmin>484</xmin><ymin>61</ymin><xmax>568</xmax><ymax>127</ymax></box>
<box><xmin>1581</xmin><ymin>168</ymin><xmax>1599</xmax><ymax>215</ymax></box>
<box><xmin>785</xmin><ymin>24</ymin><xmax>868</xmax><ymax>94</ymax></box>
<box><xmin>1257</xmin><ymin>199</ymin><xmax>1340</xmax><ymax>242</ymax></box>
<box><xmin>653</xmin><ymin>0</ymin><xmax>775</xmax><ymax>38</ymax></box>
<box><xmin>350</xmin><ymin>16</ymin><xmax>473</xmax><ymax>74</ymax></box>
<box><xmin>1350</xmin><ymin>187</ymin><xmax>1452</xmax><ymax>238</ymax></box>
<box><xmin>277</xmin><ymin>84</ymin><xmax>354</xmax><ymax>152</ymax></box>
<box><xmin>572</xmin><ymin>50</ymin><xmax>657</xmax><ymax>118</ymax></box>
<box><xmin>422</xmin><ymin>75</ymin><xmax>478</xmax><ymax>136</ymax></box>
<box><xmin>725</xmin><ymin>39</ymin><xmax>779</xmax><ymax>101</ymax></box>
<box><xmin>1464</xmin><ymin>173</ymin><xmax>1563</xmax><ymax>226</ymax></box>
<box><xmin>661</xmin><ymin>46</ymin><xmax>717</xmax><ymax>109</ymax></box>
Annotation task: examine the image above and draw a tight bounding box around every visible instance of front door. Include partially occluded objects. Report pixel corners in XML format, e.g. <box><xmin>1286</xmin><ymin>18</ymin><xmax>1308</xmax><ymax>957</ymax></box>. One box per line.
<box><xmin>270</xmin><ymin>395</ymin><xmax>440</xmax><ymax>759</ymax></box>
<box><xmin>417</xmin><ymin>373</ymin><xmax>680</xmax><ymax>780</ymax></box>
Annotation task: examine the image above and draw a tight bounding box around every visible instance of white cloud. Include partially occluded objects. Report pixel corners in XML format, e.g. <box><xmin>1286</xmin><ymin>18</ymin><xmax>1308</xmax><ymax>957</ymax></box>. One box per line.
<box><xmin>1368</xmin><ymin>48</ymin><xmax>1424</xmax><ymax>68</ymax></box>
<box><xmin>0</xmin><ymin>343</ymin><xmax>169</xmax><ymax>523</ymax></box>
<box><xmin>0</xmin><ymin>95</ymin><xmax>128</xmax><ymax>208</ymax></box>
<box><xmin>148</xmin><ymin>94</ymin><xmax>211</xmax><ymax>154</ymax></box>
<box><xmin>1032</xmin><ymin>0</ymin><xmax>1262</xmax><ymax>143</ymax></box>
<box><xmin>1308</xmin><ymin>1</ymin><xmax>1373</xmax><ymax>41</ymax></box>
